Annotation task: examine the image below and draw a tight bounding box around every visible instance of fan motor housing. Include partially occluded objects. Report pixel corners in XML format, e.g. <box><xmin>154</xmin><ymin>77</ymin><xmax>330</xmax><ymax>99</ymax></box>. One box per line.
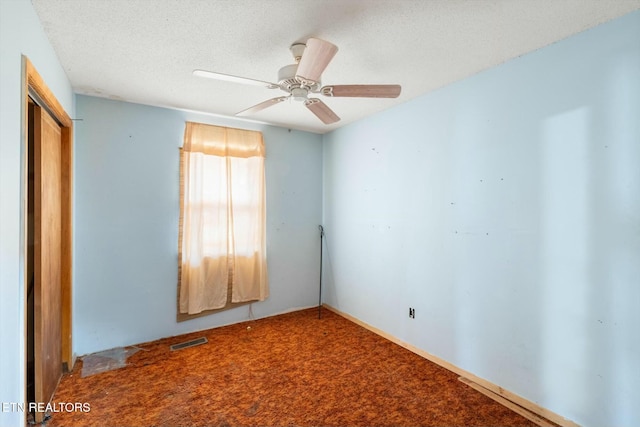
<box><xmin>277</xmin><ymin>64</ymin><xmax>320</xmax><ymax>94</ymax></box>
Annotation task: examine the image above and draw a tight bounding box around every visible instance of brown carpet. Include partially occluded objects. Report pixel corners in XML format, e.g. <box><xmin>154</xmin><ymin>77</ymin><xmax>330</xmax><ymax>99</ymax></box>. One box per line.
<box><xmin>47</xmin><ymin>308</ymin><xmax>536</xmax><ymax>427</ymax></box>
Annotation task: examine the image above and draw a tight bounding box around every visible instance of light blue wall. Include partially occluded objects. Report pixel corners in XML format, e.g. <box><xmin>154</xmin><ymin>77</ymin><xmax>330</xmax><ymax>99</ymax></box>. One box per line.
<box><xmin>0</xmin><ymin>0</ymin><xmax>75</xmax><ymax>426</ymax></box>
<box><xmin>74</xmin><ymin>95</ymin><xmax>323</xmax><ymax>356</ymax></box>
<box><xmin>322</xmin><ymin>11</ymin><xmax>640</xmax><ymax>427</ymax></box>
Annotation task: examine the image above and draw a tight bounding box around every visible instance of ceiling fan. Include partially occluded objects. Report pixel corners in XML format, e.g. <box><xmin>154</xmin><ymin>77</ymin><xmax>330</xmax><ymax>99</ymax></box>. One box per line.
<box><xmin>193</xmin><ymin>38</ymin><xmax>401</xmax><ymax>125</ymax></box>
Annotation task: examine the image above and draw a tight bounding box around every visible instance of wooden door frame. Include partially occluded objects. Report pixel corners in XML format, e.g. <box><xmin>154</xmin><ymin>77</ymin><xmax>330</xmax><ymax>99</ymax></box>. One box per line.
<box><xmin>22</xmin><ymin>56</ymin><xmax>74</xmax><ymax>378</ymax></box>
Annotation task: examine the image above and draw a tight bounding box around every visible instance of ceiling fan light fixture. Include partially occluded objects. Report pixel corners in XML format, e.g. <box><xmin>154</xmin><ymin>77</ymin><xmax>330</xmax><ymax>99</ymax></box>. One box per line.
<box><xmin>195</xmin><ymin>37</ymin><xmax>401</xmax><ymax>125</ymax></box>
<box><xmin>291</xmin><ymin>87</ymin><xmax>308</xmax><ymax>102</ymax></box>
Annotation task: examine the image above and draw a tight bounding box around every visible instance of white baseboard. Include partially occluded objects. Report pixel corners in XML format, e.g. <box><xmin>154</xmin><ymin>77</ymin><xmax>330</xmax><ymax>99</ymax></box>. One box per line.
<box><xmin>323</xmin><ymin>304</ymin><xmax>580</xmax><ymax>427</ymax></box>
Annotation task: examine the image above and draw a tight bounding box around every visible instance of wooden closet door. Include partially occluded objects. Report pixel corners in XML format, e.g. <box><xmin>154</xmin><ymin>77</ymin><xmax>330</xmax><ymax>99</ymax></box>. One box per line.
<box><xmin>33</xmin><ymin>104</ymin><xmax>63</xmax><ymax>416</ymax></box>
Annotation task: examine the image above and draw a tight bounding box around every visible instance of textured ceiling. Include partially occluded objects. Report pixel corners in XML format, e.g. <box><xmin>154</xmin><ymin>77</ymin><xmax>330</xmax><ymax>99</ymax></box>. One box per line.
<box><xmin>32</xmin><ymin>0</ymin><xmax>640</xmax><ymax>134</ymax></box>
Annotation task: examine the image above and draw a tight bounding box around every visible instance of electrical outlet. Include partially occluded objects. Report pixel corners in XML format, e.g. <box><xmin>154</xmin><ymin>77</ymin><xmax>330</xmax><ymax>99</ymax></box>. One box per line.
<box><xmin>409</xmin><ymin>307</ymin><xmax>415</xmax><ymax>319</ymax></box>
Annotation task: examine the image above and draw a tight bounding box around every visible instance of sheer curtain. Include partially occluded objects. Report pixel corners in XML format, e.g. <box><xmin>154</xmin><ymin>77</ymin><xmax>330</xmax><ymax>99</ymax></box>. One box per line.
<box><xmin>179</xmin><ymin>122</ymin><xmax>268</xmax><ymax>315</ymax></box>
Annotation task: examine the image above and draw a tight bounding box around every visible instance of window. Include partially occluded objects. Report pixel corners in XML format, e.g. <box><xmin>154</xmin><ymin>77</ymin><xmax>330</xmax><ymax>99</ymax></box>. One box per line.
<box><xmin>178</xmin><ymin>122</ymin><xmax>268</xmax><ymax>318</ymax></box>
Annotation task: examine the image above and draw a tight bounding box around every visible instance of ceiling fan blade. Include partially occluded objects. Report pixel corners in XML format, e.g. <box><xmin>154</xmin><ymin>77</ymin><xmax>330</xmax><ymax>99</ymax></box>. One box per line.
<box><xmin>193</xmin><ymin>69</ymin><xmax>278</xmax><ymax>89</ymax></box>
<box><xmin>236</xmin><ymin>96</ymin><xmax>289</xmax><ymax>116</ymax></box>
<box><xmin>304</xmin><ymin>98</ymin><xmax>340</xmax><ymax>124</ymax></box>
<box><xmin>321</xmin><ymin>84</ymin><xmax>401</xmax><ymax>98</ymax></box>
<box><xmin>296</xmin><ymin>38</ymin><xmax>338</xmax><ymax>83</ymax></box>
